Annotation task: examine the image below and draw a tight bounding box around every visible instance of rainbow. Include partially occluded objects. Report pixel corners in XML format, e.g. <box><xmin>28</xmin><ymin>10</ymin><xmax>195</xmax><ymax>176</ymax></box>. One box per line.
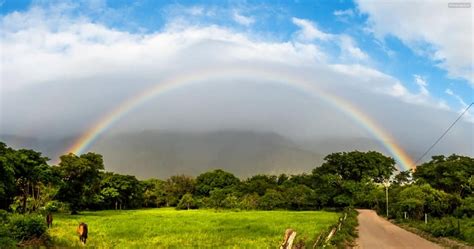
<box><xmin>65</xmin><ymin>66</ymin><xmax>416</xmax><ymax>171</ymax></box>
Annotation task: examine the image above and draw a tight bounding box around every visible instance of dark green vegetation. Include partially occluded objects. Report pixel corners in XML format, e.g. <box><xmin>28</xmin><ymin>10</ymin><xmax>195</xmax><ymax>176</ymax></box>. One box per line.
<box><xmin>381</xmin><ymin>155</ymin><xmax>474</xmax><ymax>244</ymax></box>
<box><xmin>1</xmin><ymin>140</ymin><xmax>473</xmax><ymax>247</ymax></box>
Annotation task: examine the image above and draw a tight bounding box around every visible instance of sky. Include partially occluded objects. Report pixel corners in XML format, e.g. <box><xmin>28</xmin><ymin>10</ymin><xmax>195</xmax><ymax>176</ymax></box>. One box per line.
<box><xmin>0</xmin><ymin>0</ymin><xmax>473</xmax><ymax>167</ymax></box>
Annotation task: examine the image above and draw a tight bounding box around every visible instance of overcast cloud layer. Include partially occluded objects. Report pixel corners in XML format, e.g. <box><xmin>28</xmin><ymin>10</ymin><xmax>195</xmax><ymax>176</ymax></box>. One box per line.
<box><xmin>0</xmin><ymin>1</ymin><xmax>472</xmax><ymax>169</ymax></box>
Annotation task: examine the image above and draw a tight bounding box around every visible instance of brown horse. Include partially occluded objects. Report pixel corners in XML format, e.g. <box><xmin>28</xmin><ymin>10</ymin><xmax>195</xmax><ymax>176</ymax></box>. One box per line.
<box><xmin>46</xmin><ymin>213</ymin><xmax>53</xmax><ymax>228</ymax></box>
<box><xmin>77</xmin><ymin>222</ymin><xmax>88</xmax><ymax>245</ymax></box>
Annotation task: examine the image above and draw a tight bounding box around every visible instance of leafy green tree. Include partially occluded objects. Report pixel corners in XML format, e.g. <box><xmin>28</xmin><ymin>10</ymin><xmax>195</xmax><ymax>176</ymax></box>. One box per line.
<box><xmin>277</xmin><ymin>174</ymin><xmax>289</xmax><ymax>185</ymax></box>
<box><xmin>100</xmin><ymin>173</ymin><xmax>143</xmax><ymax>209</ymax></box>
<box><xmin>142</xmin><ymin>178</ymin><xmax>167</xmax><ymax>207</ymax></box>
<box><xmin>239</xmin><ymin>193</ymin><xmax>259</xmax><ymax>210</ymax></box>
<box><xmin>414</xmin><ymin>155</ymin><xmax>474</xmax><ymax>197</ymax></box>
<box><xmin>240</xmin><ymin>175</ymin><xmax>278</xmax><ymax>196</ymax></box>
<box><xmin>455</xmin><ymin>197</ymin><xmax>474</xmax><ymax>218</ymax></box>
<box><xmin>177</xmin><ymin>193</ymin><xmax>196</xmax><ymax>210</ymax></box>
<box><xmin>55</xmin><ymin>153</ymin><xmax>104</xmax><ymax>214</ymax></box>
<box><xmin>0</xmin><ymin>142</ymin><xmax>16</xmax><ymax>210</ymax></box>
<box><xmin>258</xmin><ymin>189</ymin><xmax>284</xmax><ymax>210</ymax></box>
<box><xmin>311</xmin><ymin>173</ymin><xmax>342</xmax><ymax>208</ymax></box>
<box><xmin>392</xmin><ymin>170</ymin><xmax>412</xmax><ymax>186</ymax></box>
<box><xmin>284</xmin><ymin>184</ymin><xmax>315</xmax><ymax>210</ymax></box>
<box><xmin>11</xmin><ymin>149</ymin><xmax>50</xmax><ymax>213</ymax></box>
<box><xmin>163</xmin><ymin>175</ymin><xmax>196</xmax><ymax>206</ymax></box>
<box><xmin>313</xmin><ymin>151</ymin><xmax>396</xmax><ymax>183</ymax></box>
<box><xmin>222</xmin><ymin>194</ymin><xmax>239</xmax><ymax>209</ymax></box>
<box><xmin>395</xmin><ymin>184</ymin><xmax>455</xmax><ymax>219</ymax></box>
<box><xmin>195</xmin><ymin>169</ymin><xmax>240</xmax><ymax>196</ymax></box>
<box><xmin>209</xmin><ymin>189</ymin><xmax>228</xmax><ymax>209</ymax></box>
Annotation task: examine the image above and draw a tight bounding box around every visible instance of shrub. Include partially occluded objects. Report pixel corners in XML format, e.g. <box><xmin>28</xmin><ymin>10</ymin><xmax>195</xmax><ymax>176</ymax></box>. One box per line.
<box><xmin>176</xmin><ymin>193</ymin><xmax>197</xmax><ymax>210</ymax></box>
<box><xmin>421</xmin><ymin>217</ymin><xmax>462</xmax><ymax>238</ymax></box>
<box><xmin>222</xmin><ymin>195</ymin><xmax>239</xmax><ymax>209</ymax></box>
<box><xmin>239</xmin><ymin>193</ymin><xmax>259</xmax><ymax>210</ymax></box>
<box><xmin>258</xmin><ymin>189</ymin><xmax>284</xmax><ymax>210</ymax></box>
<box><xmin>0</xmin><ymin>211</ymin><xmax>15</xmax><ymax>248</ymax></box>
<box><xmin>328</xmin><ymin>208</ymin><xmax>359</xmax><ymax>247</ymax></box>
<box><xmin>455</xmin><ymin>197</ymin><xmax>474</xmax><ymax>218</ymax></box>
<box><xmin>43</xmin><ymin>200</ymin><xmax>61</xmax><ymax>213</ymax></box>
<box><xmin>0</xmin><ymin>209</ymin><xmax>9</xmax><ymax>223</ymax></box>
<box><xmin>8</xmin><ymin>214</ymin><xmax>48</xmax><ymax>241</ymax></box>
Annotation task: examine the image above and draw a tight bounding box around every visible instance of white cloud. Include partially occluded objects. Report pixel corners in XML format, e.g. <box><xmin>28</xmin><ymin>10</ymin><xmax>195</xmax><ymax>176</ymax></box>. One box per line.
<box><xmin>339</xmin><ymin>35</ymin><xmax>368</xmax><ymax>61</ymax></box>
<box><xmin>356</xmin><ymin>0</ymin><xmax>474</xmax><ymax>84</ymax></box>
<box><xmin>333</xmin><ymin>9</ymin><xmax>354</xmax><ymax>17</ymax></box>
<box><xmin>291</xmin><ymin>17</ymin><xmax>332</xmax><ymax>42</ymax></box>
<box><xmin>414</xmin><ymin>74</ymin><xmax>429</xmax><ymax>96</ymax></box>
<box><xmin>445</xmin><ymin>88</ymin><xmax>474</xmax><ymax>122</ymax></box>
<box><xmin>446</xmin><ymin>88</ymin><xmax>468</xmax><ymax>107</ymax></box>
<box><xmin>232</xmin><ymin>11</ymin><xmax>255</xmax><ymax>26</ymax></box>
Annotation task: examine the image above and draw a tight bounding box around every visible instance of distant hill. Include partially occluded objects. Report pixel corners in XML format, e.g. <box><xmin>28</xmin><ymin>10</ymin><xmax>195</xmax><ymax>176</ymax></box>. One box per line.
<box><xmin>90</xmin><ymin>130</ymin><xmax>324</xmax><ymax>178</ymax></box>
<box><xmin>0</xmin><ymin>134</ymin><xmax>74</xmax><ymax>160</ymax></box>
<box><xmin>1</xmin><ymin>130</ymin><xmax>422</xmax><ymax>179</ymax></box>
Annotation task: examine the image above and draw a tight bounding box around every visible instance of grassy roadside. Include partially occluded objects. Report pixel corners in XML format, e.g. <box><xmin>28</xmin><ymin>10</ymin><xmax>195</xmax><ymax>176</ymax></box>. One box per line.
<box><xmin>392</xmin><ymin>219</ymin><xmax>474</xmax><ymax>249</ymax></box>
<box><xmin>311</xmin><ymin>208</ymin><xmax>358</xmax><ymax>248</ymax></box>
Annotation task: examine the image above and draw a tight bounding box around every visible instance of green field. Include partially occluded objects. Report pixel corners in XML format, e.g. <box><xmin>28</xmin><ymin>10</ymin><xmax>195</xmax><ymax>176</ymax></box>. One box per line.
<box><xmin>49</xmin><ymin>208</ymin><xmax>339</xmax><ymax>248</ymax></box>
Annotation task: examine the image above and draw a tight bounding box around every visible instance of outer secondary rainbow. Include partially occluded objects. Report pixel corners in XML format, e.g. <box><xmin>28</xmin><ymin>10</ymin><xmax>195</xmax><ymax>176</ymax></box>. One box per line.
<box><xmin>64</xmin><ymin>66</ymin><xmax>416</xmax><ymax>171</ymax></box>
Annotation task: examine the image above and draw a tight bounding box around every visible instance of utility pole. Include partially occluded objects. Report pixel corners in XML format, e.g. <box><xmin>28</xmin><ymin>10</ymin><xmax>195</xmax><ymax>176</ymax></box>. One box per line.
<box><xmin>383</xmin><ymin>180</ymin><xmax>390</xmax><ymax>217</ymax></box>
<box><xmin>385</xmin><ymin>185</ymin><xmax>389</xmax><ymax>217</ymax></box>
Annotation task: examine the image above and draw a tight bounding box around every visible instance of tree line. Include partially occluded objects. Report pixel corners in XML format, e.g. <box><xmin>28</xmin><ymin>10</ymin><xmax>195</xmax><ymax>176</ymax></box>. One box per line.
<box><xmin>1</xmin><ymin>141</ymin><xmax>473</xmax><ymax>221</ymax></box>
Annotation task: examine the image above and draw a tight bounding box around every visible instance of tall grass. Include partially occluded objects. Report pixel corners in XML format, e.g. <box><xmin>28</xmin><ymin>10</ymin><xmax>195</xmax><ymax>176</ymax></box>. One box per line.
<box><xmin>49</xmin><ymin>208</ymin><xmax>339</xmax><ymax>248</ymax></box>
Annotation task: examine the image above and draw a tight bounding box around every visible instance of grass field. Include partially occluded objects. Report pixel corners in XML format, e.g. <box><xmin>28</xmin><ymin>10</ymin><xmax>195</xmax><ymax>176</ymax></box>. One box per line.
<box><xmin>49</xmin><ymin>208</ymin><xmax>339</xmax><ymax>248</ymax></box>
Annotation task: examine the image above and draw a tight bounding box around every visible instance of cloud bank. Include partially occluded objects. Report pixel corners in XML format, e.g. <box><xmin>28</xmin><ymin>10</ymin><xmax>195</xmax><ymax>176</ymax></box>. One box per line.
<box><xmin>1</xmin><ymin>3</ymin><xmax>472</xmax><ymax>166</ymax></box>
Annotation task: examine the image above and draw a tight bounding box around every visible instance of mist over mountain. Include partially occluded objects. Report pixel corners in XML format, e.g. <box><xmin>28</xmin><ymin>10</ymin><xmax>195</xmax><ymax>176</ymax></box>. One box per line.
<box><xmin>1</xmin><ymin>129</ymin><xmax>427</xmax><ymax>179</ymax></box>
<box><xmin>90</xmin><ymin>130</ymin><xmax>324</xmax><ymax>178</ymax></box>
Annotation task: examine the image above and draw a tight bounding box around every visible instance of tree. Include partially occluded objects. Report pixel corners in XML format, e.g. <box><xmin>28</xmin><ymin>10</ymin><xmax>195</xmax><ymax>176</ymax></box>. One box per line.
<box><xmin>142</xmin><ymin>178</ymin><xmax>167</xmax><ymax>207</ymax></box>
<box><xmin>209</xmin><ymin>189</ymin><xmax>228</xmax><ymax>209</ymax></box>
<box><xmin>239</xmin><ymin>193</ymin><xmax>259</xmax><ymax>210</ymax></box>
<box><xmin>414</xmin><ymin>154</ymin><xmax>474</xmax><ymax>197</ymax></box>
<box><xmin>258</xmin><ymin>189</ymin><xmax>284</xmax><ymax>210</ymax></box>
<box><xmin>0</xmin><ymin>142</ymin><xmax>16</xmax><ymax>210</ymax></box>
<box><xmin>11</xmin><ymin>149</ymin><xmax>50</xmax><ymax>213</ymax></box>
<box><xmin>195</xmin><ymin>169</ymin><xmax>240</xmax><ymax>196</ymax></box>
<box><xmin>284</xmin><ymin>184</ymin><xmax>315</xmax><ymax>210</ymax></box>
<box><xmin>395</xmin><ymin>184</ymin><xmax>455</xmax><ymax>219</ymax></box>
<box><xmin>240</xmin><ymin>175</ymin><xmax>278</xmax><ymax>196</ymax></box>
<box><xmin>392</xmin><ymin>170</ymin><xmax>412</xmax><ymax>186</ymax></box>
<box><xmin>177</xmin><ymin>193</ymin><xmax>196</xmax><ymax>210</ymax></box>
<box><xmin>313</xmin><ymin>151</ymin><xmax>396</xmax><ymax>183</ymax></box>
<box><xmin>163</xmin><ymin>175</ymin><xmax>196</xmax><ymax>206</ymax></box>
<box><xmin>100</xmin><ymin>173</ymin><xmax>143</xmax><ymax>209</ymax></box>
<box><xmin>55</xmin><ymin>153</ymin><xmax>104</xmax><ymax>214</ymax></box>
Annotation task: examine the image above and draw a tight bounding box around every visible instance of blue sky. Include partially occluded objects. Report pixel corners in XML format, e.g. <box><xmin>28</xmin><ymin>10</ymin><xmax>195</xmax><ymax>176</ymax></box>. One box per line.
<box><xmin>0</xmin><ymin>0</ymin><xmax>473</xmax><ymax>163</ymax></box>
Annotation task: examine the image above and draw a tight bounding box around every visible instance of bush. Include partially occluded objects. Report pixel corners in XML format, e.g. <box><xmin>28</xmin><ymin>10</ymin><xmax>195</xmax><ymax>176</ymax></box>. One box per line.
<box><xmin>43</xmin><ymin>201</ymin><xmax>62</xmax><ymax>213</ymax></box>
<box><xmin>0</xmin><ymin>212</ymin><xmax>16</xmax><ymax>248</ymax></box>
<box><xmin>258</xmin><ymin>189</ymin><xmax>284</xmax><ymax>210</ymax></box>
<box><xmin>421</xmin><ymin>217</ymin><xmax>462</xmax><ymax>238</ymax></box>
<box><xmin>9</xmin><ymin>214</ymin><xmax>48</xmax><ymax>241</ymax></box>
<box><xmin>455</xmin><ymin>197</ymin><xmax>474</xmax><ymax>218</ymax></box>
<box><xmin>328</xmin><ymin>208</ymin><xmax>359</xmax><ymax>247</ymax></box>
<box><xmin>176</xmin><ymin>193</ymin><xmax>197</xmax><ymax>210</ymax></box>
<box><xmin>0</xmin><ymin>209</ymin><xmax>9</xmax><ymax>223</ymax></box>
<box><xmin>239</xmin><ymin>193</ymin><xmax>259</xmax><ymax>210</ymax></box>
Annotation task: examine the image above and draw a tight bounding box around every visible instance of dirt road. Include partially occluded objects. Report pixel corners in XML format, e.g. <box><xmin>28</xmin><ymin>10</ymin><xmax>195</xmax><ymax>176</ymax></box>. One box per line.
<box><xmin>356</xmin><ymin>209</ymin><xmax>442</xmax><ymax>249</ymax></box>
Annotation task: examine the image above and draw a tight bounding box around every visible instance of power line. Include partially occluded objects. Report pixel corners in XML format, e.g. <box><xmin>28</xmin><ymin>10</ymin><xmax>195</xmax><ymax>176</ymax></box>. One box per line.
<box><xmin>414</xmin><ymin>102</ymin><xmax>474</xmax><ymax>165</ymax></box>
